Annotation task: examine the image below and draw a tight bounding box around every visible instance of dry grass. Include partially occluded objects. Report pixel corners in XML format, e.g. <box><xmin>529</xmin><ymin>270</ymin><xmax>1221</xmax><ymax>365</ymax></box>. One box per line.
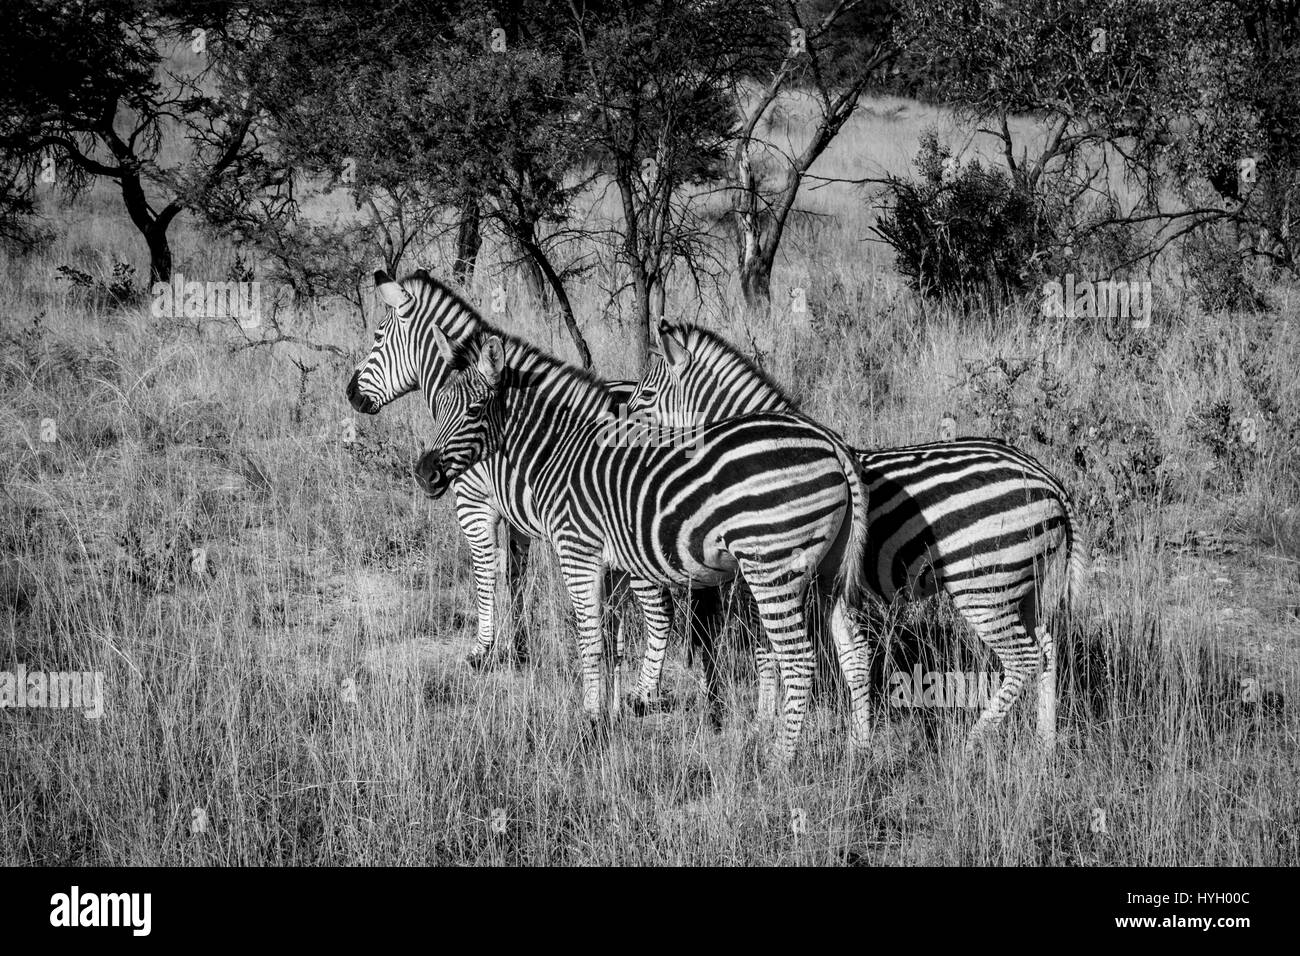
<box><xmin>1</xmin><ymin>92</ymin><xmax>1297</xmax><ymax>866</ymax></box>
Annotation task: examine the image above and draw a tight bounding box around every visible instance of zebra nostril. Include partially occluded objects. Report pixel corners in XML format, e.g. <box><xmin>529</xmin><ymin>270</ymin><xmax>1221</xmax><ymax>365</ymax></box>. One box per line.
<box><xmin>347</xmin><ymin>373</ymin><xmax>377</xmax><ymax>414</ymax></box>
<box><xmin>413</xmin><ymin>450</ymin><xmax>442</xmax><ymax>490</ymax></box>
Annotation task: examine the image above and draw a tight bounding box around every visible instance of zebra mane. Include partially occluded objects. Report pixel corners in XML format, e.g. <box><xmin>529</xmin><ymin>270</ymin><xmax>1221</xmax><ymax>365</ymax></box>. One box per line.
<box><xmin>397</xmin><ymin>270</ymin><xmax>484</xmax><ymax>338</ymax></box>
<box><xmin>671</xmin><ymin>324</ymin><xmax>800</xmax><ymax>410</ymax></box>
<box><xmin>397</xmin><ymin>271</ymin><xmax>606</xmax><ymax>399</ymax></box>
<box><xmin>446</xmin><ymin>319</ymin><xmax>611</xmax><ymax>410</ymax></box>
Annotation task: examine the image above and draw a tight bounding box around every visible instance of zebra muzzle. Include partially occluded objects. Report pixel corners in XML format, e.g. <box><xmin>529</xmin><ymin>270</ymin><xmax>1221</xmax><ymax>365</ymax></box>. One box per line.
<box><xmin>346</xmin><ymin>371</ymin><xmax>378</xmax><ymax>414</ymax></box>
<box><xmin>412</xmin><ymin>449</ymin><xmax>447</xmax><ymax>497</ymax></box>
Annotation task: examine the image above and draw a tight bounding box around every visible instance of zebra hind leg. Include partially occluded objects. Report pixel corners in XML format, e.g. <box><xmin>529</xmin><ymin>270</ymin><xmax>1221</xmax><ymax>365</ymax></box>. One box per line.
<box><xmin>828</xmin><ymin>597</ymin><xmax>872</xmax><ymax>751</ymax></box>
<box><xmin>740</xmin><ymin>561</ymin><xmax>814</xmax><ymax>762</ymax></box>
<box><xmin>1025</xmin><ymin>593</ymin><xmax>1057</xmax><ymax>748</ymax></box>
<box><xmin>961</xmin><ymin>597</ymin><xmax>1051</xmax><ymax>754</ymax></box>
<box><xmin>755</xmin><ymin>646</ymin><xmax>778</xmax><ymax>728</ymax></box>
<box><xmin>687</xmin><ymin>586</ymin><xmax>726</xmax><ymax>731</ymax></box>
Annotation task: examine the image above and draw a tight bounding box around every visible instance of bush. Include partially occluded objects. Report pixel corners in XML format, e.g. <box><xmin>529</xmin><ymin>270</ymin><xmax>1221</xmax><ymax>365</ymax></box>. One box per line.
<box><xmin>875</xmin><ymin>130</ymin><xmax>1057</xmax><ymax>302</ymax></box>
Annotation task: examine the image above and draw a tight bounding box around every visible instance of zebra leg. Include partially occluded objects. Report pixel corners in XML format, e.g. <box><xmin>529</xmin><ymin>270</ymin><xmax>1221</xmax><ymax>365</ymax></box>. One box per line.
<box><xmin>602</xmin><ymin>571</ymin><xmax>630</xmax><ymax>718</ymax></box>
<box><xmin>558</xmin><ymin>555</ymin><xmax>608</xmax><ymax>721</ymax></box>
<box><xmin>740</xmin><ymin>562</ymin><xmax>814</xmax><ymax>761</ymax></box>
<box><xmin>629</xmin><ymin>579</ymin><xmax>674</xmax><ymax>714</ymax></box>
<box><xmin>455</xmin><ymin>498</ymin><xmax>503</xmax><ymax>670</ymax></box>
<box><xmin>828</xmin><ymin>597</ymin><xmax>872</xmax><ymax>750</ymax></box>
<box><xmin>1037</xmin><ymin>625</ymin><xmax>1057</xmax><ymax>747</ymax></box>
<box><xmin>687</xmin><ymin>586</ymin><xmax>725</xmax><ymax>730</ymax></box>
<box><xmin>1024</xmin><ymin>593</ymin><xmax>1057</xmax><ymax>747</ymax></box>
<box><xmin>504</xmin><ymin>524</ymin><xmax>532</xmax><ymax>664</ymax></box>
<box><xmin>960</xmin><ymin>599</ymin><xmax>1042</xmax><ymax>752</ymax></box>
<box><xmin>755</xmin><ymin>645</ymin><xmax>778</xmax><ymax>724</ymax></box>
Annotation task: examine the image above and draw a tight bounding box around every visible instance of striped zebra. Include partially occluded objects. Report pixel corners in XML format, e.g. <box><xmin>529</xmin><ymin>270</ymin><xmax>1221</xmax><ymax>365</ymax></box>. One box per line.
<box><xmin>345</xmin><ymin>269</ymin><xmax>720</xmax><ymax>677</ymax></box>
<box><xmin>627</xmin><ymin>321</ymin><xmax>1090</xmax><ymax>749</ymax></box>
<box><xmin>412</xmin><ymin>326</ymin><xmax>873</xmax><ymax>758</ymax></box>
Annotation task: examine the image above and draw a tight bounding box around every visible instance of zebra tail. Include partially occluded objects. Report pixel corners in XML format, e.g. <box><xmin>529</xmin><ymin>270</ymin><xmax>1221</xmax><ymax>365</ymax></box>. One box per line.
<box><xmin>835</xmin><ymin>443</ymin><xmax>871</xmax><ymax>610</ymax></box>
<box><xmin>1063</xmin><ymin>495</ymin><xmax>1090</xmax><ymax>609</ymax></box>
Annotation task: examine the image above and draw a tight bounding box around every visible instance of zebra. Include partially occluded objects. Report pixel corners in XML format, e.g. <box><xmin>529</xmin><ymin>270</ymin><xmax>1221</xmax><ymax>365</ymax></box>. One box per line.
<box><xmin>412</xmin><ymin>325</ymin><xmax>873</xmax><ymax>759</ymax></box>
<box><xmin>626</xmin><ymin>321</ymin><xmax>1090</xmax><ymax>750</ymax></box>
<box><xmin>345</xmin><ymin>269</ymin><xmax>721</xmax><ymax>678</ymax></box>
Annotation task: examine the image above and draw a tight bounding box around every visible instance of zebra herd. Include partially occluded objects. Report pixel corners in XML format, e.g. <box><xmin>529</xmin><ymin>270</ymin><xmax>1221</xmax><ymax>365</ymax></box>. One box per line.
<box><xmin>346</xmin><ymin>270</ymin><xmax>1088</xmax><ymax>758</ymax></box>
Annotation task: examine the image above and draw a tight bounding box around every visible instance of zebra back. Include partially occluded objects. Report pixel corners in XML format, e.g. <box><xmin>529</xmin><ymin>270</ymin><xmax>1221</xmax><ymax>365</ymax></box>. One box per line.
<box><xmin>632</xmin><ymin>321</ymin><xmax>1088</xmax><ymax>607</ymax></box>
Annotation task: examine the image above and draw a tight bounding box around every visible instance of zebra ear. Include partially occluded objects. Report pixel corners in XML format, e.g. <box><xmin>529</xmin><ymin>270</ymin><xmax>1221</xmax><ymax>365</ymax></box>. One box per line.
<box><xmin>478</xmin><ymin>336</ymin><xmax>506</xmax><ymax>386</ymax></box>
<box><xmin>429</xmin><ymin>323</ymin><xmax>455</xmax><ymax>362</ymax></box>
<box><xmin>658</xmin><ymin>324</ymin><xmax>691</xmax><ymax>373</ymax></box>
<box><xmin>375</xmin><ymin>272</ymin><xmax>410</xmax><ymax>312</ymax></box>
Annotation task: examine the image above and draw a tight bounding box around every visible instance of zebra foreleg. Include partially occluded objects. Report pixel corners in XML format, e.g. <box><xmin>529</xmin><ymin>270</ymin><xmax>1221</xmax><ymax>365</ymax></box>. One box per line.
<box><xmin>628</xmin><ymin>579</ymin><xmax>674</xmax><ymax>715</ymax></box>
<box><xmin>558</xmin><ymin>553</ymin><xmax>608</xmax><ymax>722</ymax></box>
<box><xmin>504</xmin><ymin>524</ymin><xmax>532</xmax><ymax>664</ymax></box>
<box><xmin>459</xmin><ymin>509</ymin><xmax>503</xmax><ymax>670</ymax></box>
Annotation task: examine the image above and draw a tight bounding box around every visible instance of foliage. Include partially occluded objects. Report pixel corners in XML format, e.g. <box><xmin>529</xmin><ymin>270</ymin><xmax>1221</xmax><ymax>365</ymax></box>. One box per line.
<box><xmin>875</xmin><ymin>131</ymin><xmax>1056</xmax><ymax>299</ymax></box>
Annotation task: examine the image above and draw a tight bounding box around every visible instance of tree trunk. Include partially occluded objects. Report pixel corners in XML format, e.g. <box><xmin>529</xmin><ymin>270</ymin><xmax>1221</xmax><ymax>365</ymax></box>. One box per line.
<box><xmin>453</xmin><ymin>199</ymin><xmax>482</xmax><ymax>282</ymax></box>
<box><xmin>630</xmin><ymin>265</ymin><xmax>652</xmax><ymax>375</ymax></box>
<box><xmin>518</xmin><ymin>232</ymin><xmax>593</xmax><ymax>370</ymax></box>
<box><xmin>739</xmin><ymin>248</ymin><xmax>774</xmax><ymax>312</ymax></box>
<box><xmin>118</xmin><ymin>168</ymin><xmax>175</xmax><ymax>283</ymax></box>
<box><xmin>145</xmin><ymin>222</ymin><xmax>173</xmax><ymax>284</ymax></box>
<box><xmin>513</xmin><ymin>224</ymin><xmax>548</xmax><ymax>305</ymax></box>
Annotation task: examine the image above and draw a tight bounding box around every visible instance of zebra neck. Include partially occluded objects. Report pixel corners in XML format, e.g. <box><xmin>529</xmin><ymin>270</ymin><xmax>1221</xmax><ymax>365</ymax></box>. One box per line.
<box><xmin>410</xmin><ymin>284</ymin><xmax>483</xmax><ymax>411</ymax></box>
<box><xmin>496</xmin><ymin>343</ymin><xmax>613</xmax><ymax>463</ymax></box>
<box><xmin>691</xmin><ymin>340</ymin><xmax>793</xmax><ymax>417</ymax></box>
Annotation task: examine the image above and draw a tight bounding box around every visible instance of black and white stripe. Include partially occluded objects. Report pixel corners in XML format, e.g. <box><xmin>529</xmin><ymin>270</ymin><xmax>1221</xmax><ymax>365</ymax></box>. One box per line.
<box><xmin>414</xmin><ymin>327</ymin><xmax>872</xmax><ymax>758</ymax></box>
<box><xmin>629</xmin><ymin>322</ymin><xmax>1089</xmax><ymax>748</ymax></box>
<box><xmin>346</xmin><ymin>270</ymin><xmax>711</xmax><ymax>677</ymax></box>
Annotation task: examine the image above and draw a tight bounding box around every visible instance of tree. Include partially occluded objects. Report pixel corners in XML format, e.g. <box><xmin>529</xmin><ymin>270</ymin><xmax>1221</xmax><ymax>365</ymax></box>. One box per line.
<box><xmin>0</xmin><ymin>0</ymin><xmax>271</xmax><ymax>281</ymax></box>
<box><xmin>221</xmin><ymin>2</ymin><xmax>600</xmax><ymax>366</ymax></box>
<box><xmin>727</xmin><ymin>0</ymin><xmax>899</xmax><ymax>309</ymax></box>
<box><xmin>567</xmin><ymin>0</ymin><xmax>765</xmax><ymax>370</ymax></box>
<box><xmin>889</xmin><ymin>0</ymin><xmax>1300</xmax><ymax>288</ymax></box>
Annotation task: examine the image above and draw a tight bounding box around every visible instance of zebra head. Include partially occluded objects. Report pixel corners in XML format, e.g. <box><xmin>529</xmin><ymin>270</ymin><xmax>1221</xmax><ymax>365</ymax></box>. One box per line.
<box><xmin>413</xmin><ymin>332</ymin><xmax>506</xmax><ymax>499</ymax></box>
<box><xmin>625</xmin><ymin>320</ymin><xmax>692</xmax><ymax>421</ymax></box>
<box><xmin>346</xmin><ymin>269</ymin><xmax>481</xmax><ymax>415</ymax></box>
<box><xmin>626</xmin><ymin>320</ymin><xmax>792</xmax><ymax>424</ymax></box>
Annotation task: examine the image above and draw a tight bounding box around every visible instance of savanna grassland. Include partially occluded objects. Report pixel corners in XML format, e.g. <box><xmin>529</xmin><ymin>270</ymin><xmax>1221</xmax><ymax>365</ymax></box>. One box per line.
<box><xmin>2</xmin><ymin>83</ymin><xmax>1298</xmax><ymax>866</ymax></box>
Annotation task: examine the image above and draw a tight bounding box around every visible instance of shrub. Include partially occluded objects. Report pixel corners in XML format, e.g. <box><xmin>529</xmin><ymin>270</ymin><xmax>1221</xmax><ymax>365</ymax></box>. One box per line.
<box><xmin>874</xmin><ymin>130</ymin><xmax>1057</xmax><ymax>302</ymax></box>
